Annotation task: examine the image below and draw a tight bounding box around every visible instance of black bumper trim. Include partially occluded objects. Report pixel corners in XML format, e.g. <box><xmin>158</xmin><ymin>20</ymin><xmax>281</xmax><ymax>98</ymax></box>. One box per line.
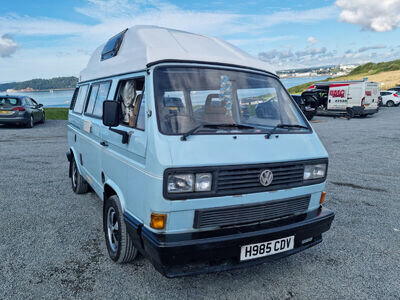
<box><xmin>124</xmin><ymin>207</ymin><xmax>334</xmax><ymax>278</ymax></box>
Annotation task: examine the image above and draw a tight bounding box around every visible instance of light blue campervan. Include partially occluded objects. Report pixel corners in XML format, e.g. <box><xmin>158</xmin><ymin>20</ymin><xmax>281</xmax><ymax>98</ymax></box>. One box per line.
<box><xmin>67</xmin><ymin>25</ymin><xmax>334</xmax><ymax>277</ymax></box>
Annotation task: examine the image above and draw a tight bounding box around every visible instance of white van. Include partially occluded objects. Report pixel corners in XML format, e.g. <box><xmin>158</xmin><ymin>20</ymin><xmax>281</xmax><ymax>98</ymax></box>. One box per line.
<box><xmin>306</xmin><ymin>80</ymin><xmax>380</xmax><ymax>117</ymax></box>
<box><xmin>67</xmin><ymin>25</ymin><xmax>334</xmax><ymax>277</ymax></box>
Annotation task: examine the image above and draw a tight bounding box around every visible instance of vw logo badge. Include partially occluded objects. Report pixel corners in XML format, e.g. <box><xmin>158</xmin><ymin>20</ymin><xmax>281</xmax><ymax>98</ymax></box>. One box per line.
<box><xmin>260</xmin><ymin>169</ymin><xmax>274</xmax><ymax>187</ymax></box>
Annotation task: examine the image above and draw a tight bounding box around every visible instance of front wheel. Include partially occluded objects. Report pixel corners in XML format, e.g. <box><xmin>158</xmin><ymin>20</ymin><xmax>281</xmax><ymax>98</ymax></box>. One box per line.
<box><xmin>40</xmin><ymin>112</ymin><xmax>45</xmax><ymax>123</ymax></box>
<box><xmin>104</xmin><ymin>195</ymin><xmax>138</xmax><ymax>263</ymax></box>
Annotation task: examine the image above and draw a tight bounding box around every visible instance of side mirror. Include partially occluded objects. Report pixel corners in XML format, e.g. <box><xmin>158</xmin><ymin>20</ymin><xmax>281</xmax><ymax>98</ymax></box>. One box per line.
<box><xmin>103</xmin><ymin>100</ymin><xmax>120</xmax><ymax>127</ymax></box>
<box><xmin>102</xmin><ymin>100</ymin><xmax>130</xmax><ymax>144</ymax></box>
<box><xmin>38</xmin><ymin>104</ymin><xmax>43</xmax><ymax>108</ymax></box>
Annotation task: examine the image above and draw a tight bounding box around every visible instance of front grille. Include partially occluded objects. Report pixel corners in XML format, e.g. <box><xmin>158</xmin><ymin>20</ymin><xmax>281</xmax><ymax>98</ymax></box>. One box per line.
<box><xmin>194</xmin><ymin>195</ymin><xmax>310</xmax><ymax>229</ymax></box>
<box><xmin>216</xmin><ymin>163</ymin><xmax>305</xmax><ymax>195</ymax></box>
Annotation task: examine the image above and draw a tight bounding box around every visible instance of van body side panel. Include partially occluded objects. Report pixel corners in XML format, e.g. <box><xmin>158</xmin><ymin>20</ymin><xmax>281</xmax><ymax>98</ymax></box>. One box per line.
<box><xmin>79</xmin><ymin>116</ymin><xmax>104</xmax><ymax>193</ymax></box>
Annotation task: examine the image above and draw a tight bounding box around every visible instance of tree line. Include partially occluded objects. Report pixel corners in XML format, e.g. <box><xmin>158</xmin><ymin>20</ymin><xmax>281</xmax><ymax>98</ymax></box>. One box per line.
<box><xmin>0</xmin><ymin>76</ymin><xmax>79</xmax><ymax>92</ymax></box>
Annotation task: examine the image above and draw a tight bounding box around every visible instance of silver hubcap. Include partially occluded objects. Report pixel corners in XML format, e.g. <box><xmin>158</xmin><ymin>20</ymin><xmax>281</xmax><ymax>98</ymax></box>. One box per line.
<box><xmin>107</xmin><ymin>207</ymin><xmax>119</xmax><ymax>252</ymax></box>
<box><xmin>72</xmin><ymin>162</ymin><xmax>77</xmax><ymax>188</ymax></box>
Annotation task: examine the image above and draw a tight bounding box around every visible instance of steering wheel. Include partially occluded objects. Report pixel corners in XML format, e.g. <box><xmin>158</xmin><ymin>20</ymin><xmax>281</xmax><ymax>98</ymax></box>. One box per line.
<box><xmin>163</xmin><ymin>114</ymin><xmax>198</xmax><ymax>132</ymax></box>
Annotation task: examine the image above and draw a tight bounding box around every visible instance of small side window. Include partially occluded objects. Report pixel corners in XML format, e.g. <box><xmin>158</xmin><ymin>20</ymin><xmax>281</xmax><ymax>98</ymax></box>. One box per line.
<box><xmin>93</xmin><ymin>82</ymin><xmax>111</xmax><ymax>117</ymax></box>
<box><xmin>70</xmin><ymin>88</ymin><xmax>79</xmax><ymax>110</ymax></box>
<box><xmin>85</xmin><ymin>84</ymin><xmax>99</xmax><ymax>115</ymax></box>
<box><xmin>73</xmin><ymin>85</ymin><xmax>89</xmax><ymax>114</ymax></box>
<box><xmin>115</xmin><ymin>77</ymin><xmax>145</xmax><ymax>129</ymax></box>
<box><xmin>136</xmin><ymin>93</ymin><xmax>146</xmax><ymax>130</ymax></box>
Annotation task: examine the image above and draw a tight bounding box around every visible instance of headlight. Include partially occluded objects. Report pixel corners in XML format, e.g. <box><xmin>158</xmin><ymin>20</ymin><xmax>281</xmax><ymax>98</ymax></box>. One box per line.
<box><xmin>167</xmin><ymin>173</ymin><xmax>213</xmax><ymax>193</ymax></box>
<box><xmin>304</xmin><ymin>164</ymin><xmax>327</xmax><ymax>180</ymax></box>
<box><xmin>167</xmin><ymin>174</ymin><xmax>194</xmax><ymax>193</ymax></box>
<box><xmin>195</xmin><ymin>173</ymin><xmax>212</xmax><ymax>192</ymax></box>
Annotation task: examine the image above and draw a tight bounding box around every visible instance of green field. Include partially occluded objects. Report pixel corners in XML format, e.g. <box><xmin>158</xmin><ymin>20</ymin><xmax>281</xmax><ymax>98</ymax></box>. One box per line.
<box><xmin>44</xmin><ymin>108</ymin><xmax>69</xmax><ymax>120</ymax></box>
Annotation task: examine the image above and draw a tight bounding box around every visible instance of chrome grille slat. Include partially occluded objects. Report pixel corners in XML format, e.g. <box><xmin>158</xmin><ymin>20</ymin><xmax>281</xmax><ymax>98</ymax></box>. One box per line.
<box><xmin>216</xmin><ymin>163</ymin><xmax>305</xmax><ymax>194</ymax></box>
<box><xmin>194</xmin><ymin>195</ymin><xmax>311</xmax><ymax>228</ymax></box>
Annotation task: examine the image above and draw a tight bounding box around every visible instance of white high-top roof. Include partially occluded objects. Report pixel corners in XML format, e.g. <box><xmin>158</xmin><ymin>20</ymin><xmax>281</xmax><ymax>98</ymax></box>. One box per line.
<box><xmin>80</xmin><ymin>25</ymin><xmax>275</xmax><ymax>82</ymax></box>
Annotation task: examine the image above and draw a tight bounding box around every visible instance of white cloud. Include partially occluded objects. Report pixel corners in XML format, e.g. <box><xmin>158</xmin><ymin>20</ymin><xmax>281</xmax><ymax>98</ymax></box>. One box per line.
<box><xmin>0</xmin><ymin>1</ymin><xmax>339</xmax><ymax>80</ymax></box>
<box><xmin>358</xmin><ymin>45</ymin><xmax>386</xmax><ymax>53</ymax></box>
<box><xmin>336</xmin><ymin>0</ymin><xmax>400</xmax><ymax>32</ymax></box>
<box><xmin>307</xmin><ymin>36</ymin><xmax>317</xmax><ymax>44</ymax></box>
<box><xmin>0</xmin><ymin>35</ymin><xmax>18</xmax><ymax>57</ymax></box>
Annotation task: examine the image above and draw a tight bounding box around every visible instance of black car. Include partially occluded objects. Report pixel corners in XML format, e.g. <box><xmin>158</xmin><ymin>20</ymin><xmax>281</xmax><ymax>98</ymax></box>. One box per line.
<box><xmin>388</xmin><ymin>86</ymin><xmax>400</xmax><ymax>93</ymax></box>
<box><xmin>0</xmin><ymin>95</ymin><xmax>45</xmax><ymax>128</ymax></box>
<box><xmin>291</xmin><ymin>94</ymin><xmax>317</xmax><ymax>121</ymax></box>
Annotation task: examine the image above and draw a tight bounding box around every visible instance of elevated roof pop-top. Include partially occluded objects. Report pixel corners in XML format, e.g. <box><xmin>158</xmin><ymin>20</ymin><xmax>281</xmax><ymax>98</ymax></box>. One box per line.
<box><xmin>80</xmin><ymin>25</ymin><xmax>275</xmax><ymax>82</ymax></box>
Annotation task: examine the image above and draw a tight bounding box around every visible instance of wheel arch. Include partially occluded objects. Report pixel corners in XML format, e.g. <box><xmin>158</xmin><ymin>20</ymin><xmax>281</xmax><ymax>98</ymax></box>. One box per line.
<box><xmin>103</xmin><ymin>180</ymin><xmax>127</xmax><ymax>233</ymax></box>
<box><xmin>68</xmin><ymin>147</ymin><xmax>84</xmax><ymax>177</ymax></box>
<box><xmin>103</xmin><ymin>179</ymin><xmax>127</xmax><ymax>210</ymax></box>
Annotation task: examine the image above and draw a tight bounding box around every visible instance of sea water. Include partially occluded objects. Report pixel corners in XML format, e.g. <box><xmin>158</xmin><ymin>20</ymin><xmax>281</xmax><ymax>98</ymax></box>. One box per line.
<box><xmin>0</xmin><ymin>76</ymin><xmax>329</xmax><ymax>108</ymax></box>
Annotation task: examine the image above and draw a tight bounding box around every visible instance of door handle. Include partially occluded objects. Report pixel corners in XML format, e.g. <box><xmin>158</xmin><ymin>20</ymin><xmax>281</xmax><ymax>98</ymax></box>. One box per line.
<box><xmin>100</xmin><ymin>141</ymin><xmax>109</xmax><ymax>147</ymax></box>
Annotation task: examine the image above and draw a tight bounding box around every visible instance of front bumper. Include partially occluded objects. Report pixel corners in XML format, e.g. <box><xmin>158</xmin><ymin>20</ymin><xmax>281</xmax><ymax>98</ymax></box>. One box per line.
<box><xmin>125</xmin><ymin>207</ymin><xmax>334</xmax><ymax>278</ymax></box>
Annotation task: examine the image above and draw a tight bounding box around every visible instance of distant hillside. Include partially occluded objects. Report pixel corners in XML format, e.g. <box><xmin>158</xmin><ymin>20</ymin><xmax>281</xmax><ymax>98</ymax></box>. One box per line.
<box><xmin>0</xmin><ymin>76</ymin><xmax>78</xmax><ymax>92</ymax></box>
<box><xmin>288</xmin><ymin>59</ymin><xmax>400</xmax><ymax>94</ymax></box>
<box><xmin>347</xmin><ymin>59</ymin><xmax>400</xmax><ymax>76</ymax></box>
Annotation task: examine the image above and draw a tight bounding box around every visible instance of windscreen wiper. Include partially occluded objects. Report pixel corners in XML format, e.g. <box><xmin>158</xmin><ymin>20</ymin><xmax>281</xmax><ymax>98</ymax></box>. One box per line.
<box><xmin>265</xmin><ymin>123</ymin><xmax>309</xmax><ymax>139</ymax></box>
<box><xmin>181</xmin><ymin>123</ymin><xmax>257</xmax><ymax>141</ymax></box>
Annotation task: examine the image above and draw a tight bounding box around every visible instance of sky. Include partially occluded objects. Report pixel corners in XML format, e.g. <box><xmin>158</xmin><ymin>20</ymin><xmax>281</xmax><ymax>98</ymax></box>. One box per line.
<box><xmin>0</xmin><ymin>0</ymin><xmax>400</xmax><ymax>82</ymax></box>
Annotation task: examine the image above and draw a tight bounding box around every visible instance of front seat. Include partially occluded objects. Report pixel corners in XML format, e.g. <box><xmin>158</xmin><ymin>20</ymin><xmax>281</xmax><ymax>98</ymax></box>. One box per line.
<box><xmin>202</xmin><ymin>94</ymin><xmax>233</xmax><ymax>124</ymax></box>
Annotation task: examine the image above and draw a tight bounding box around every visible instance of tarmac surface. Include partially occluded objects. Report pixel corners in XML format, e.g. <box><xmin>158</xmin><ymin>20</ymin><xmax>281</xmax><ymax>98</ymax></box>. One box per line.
<box><xmin>0</xmin><ymin>108</ymin><xmax>399</xmax><ymax>299</ymax></box>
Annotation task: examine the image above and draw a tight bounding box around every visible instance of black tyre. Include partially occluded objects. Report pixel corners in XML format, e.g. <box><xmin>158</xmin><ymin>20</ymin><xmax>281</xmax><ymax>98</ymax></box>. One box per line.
<box><xmin>360</xmin><ymin>114</ymin><xmax>368</xmax><ymax>118</ymax></box>
<box><xmin>305</xmin><ymin>110</ymin><xmax>315</xmax><ymax>121</ymax></box>
<box><xmin>40</xmin><ymin>112</ymin><xmax>45</xmax><ymax>123</ymax></box>
<box><xmin>26</xmin><ymin>115</ymin><xmax>34</xmax><ymax>128</ymax></box>
<box><xmin>387</xmin><ymin>100</ymin><xmax>394</xmax><ymax>107</ymax></box>
<box><xmin>71</xmin><ymin>158</ymin><xmax>89</xmax><ymax>194</ymax></box>
<box><xmin>346</xmin><ymin>108</ymin><xmax>354</xmax><ymax>119</ymax></box>
<box><xmin>104</xmin><ymin>195</ymin><xmax>138</xmax><ymax>263</ymax></box>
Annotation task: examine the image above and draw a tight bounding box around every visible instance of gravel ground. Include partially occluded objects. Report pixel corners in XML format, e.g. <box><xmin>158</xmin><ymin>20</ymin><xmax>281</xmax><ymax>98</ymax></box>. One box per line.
<box><xmin>0</xmin><ymin>108</ymin><xmax>399</xmax><ymax>299</ymax></box>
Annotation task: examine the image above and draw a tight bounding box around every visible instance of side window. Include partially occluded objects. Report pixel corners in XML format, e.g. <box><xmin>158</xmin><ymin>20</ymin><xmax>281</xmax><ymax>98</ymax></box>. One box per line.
<box><xmin>24</xmin><ymin>98</ymin><xmax>32</xmax><ymax>106</ymax></box>
<box><xmin>93</xmin><ymin>82</ymin><xmax>111</xmax><ymax>117</ymax></box>
<box><xmin>116</xmin><ymin>77</ymin><xmax>145</xmax><ymax>129</ymax></box>
<box><xmin>85</xmin><ymin>84</ymin><xmax>99</xmax><ymax>115</ymax></box>
<box><xmin>136</xmin><ymin>93</ymin><xmax>146</xmax><ymax>130</ymax></box>
<box><xmin>73</xmin><ymin>85</ymin><xmax>89</xmax><ymax>114</ymax></box>
<box><xmin>30</xmin><ymin>98</ymin><xmax>38</xmax><ymax>106</ymax></box>
<box><xmin>70</xmin><ymin>87</ymin><xmax>79</xmax><ymax>109</ymax></box>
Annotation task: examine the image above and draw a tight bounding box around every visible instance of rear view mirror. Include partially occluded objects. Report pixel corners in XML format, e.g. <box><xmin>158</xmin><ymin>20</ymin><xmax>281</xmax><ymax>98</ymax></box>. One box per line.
<box><xmin>102</xmin><ymin>100</ymin><xmax>129</xmax><ymax>144</ymax></box>
<box><xmin>103</xmin><ymin>100</ymin><xmax>120</xmax><ymax>127</ymax></box>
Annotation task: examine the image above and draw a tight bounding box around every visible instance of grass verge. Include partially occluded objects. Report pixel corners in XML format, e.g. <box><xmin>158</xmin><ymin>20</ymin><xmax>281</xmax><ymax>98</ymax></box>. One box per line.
<box><xmin>44</xmin><ymin>108</ymin><xmax>69</xmax><ymax>120</ymax></box>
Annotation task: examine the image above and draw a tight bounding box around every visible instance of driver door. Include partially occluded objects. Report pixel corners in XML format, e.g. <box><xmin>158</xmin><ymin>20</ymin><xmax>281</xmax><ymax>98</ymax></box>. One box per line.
<box><xmin>101</xmin><ymin>75</ymin><xmax>147</xmax><ymax>168</ymax></box>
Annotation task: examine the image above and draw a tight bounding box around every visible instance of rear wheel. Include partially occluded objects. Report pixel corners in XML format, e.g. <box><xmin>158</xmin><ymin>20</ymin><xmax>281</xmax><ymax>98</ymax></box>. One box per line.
<box><xmin>26</xmin><ymin>115</ymin><xmax>34</xmax><ymax>128</ymax></box>
<box><xmin>71</xmin><ymin>158</ymin><xmax>89</xmax><ymax>194</ymax></box>
<box><xmin>387</xmin><ymin>100</ymin><xmax>394</xmax><ymax>107</ymax></box>
<box><xmin>104</xmin><ymin>195</ymin><xmax>138</xmax><ymax>263</ymax></box>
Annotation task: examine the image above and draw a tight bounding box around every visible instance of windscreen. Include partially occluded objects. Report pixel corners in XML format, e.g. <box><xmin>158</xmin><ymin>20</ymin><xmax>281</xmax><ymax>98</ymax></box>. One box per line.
<box><xmin>0</xmin><ymin>98</ymin><xmax>21</xmax><ymax>106</ymax></box>
<box><xmin>154</xmin><ymin>66</ymin><xmax>308</xmax><ymax>135</ymax></box>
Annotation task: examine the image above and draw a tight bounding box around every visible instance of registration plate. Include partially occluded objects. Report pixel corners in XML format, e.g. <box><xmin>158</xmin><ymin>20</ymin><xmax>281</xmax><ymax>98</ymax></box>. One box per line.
<box><xmin>240</xmin><ymin>236</ymin><xmax>295</xmax><ymax>261</ymax></box>
<box><xmin>0</xmin><ymin>110</ymin><xmax>11</xmax><ymax>114</ymax></box>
